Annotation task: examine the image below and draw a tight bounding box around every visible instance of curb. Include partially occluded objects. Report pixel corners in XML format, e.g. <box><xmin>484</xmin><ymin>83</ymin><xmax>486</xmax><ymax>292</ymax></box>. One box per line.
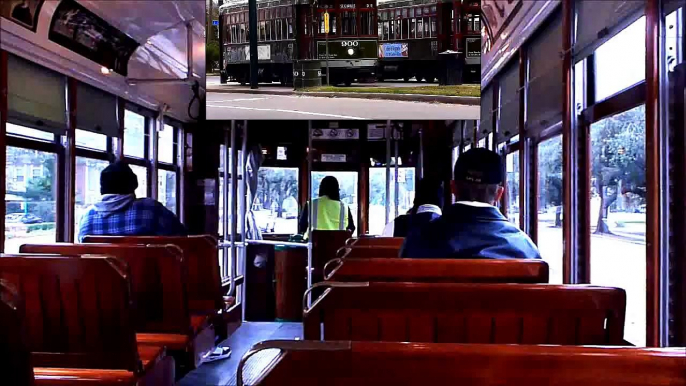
<box><xmin>207</xmin><ymin>86</ymin><xmax>480</xmax><ymax>105</ymax></box>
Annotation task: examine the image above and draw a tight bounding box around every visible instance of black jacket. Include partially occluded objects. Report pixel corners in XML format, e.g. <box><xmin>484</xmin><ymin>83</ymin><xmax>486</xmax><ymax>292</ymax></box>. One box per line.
<box><xmin>400</xmin><ymin>202</ymin><xmax>541</xmax><ymax>259</ymax></box>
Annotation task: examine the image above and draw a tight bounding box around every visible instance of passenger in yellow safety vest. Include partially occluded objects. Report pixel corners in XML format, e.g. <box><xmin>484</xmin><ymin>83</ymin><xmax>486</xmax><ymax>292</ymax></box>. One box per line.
<box><xmin>298</xmin><ymin>176</ymin><xmax>356</xmax><ymax>236</ymax></box>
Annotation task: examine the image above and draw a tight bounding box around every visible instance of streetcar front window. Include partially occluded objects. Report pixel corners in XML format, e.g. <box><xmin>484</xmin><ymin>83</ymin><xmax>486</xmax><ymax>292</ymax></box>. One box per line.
<box><xmin>341</xmin><ymin>11</ymin><xmax>357</xmax><ymax>35</ymax></box>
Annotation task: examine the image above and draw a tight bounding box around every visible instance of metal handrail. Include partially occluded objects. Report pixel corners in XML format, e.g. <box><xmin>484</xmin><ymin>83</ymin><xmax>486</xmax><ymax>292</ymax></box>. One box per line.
<box><xmin>236</xmin><ymin>340</ymin><xmax>351</xmax><ymax>386</ymax></box>
<box><xmin>302</xmin><ymin>281</ymin><xmax>370</xmax><ymax>314</ymax></box>
<box><xmin>323</xmin><ymin>258</ymin><xmax>344</xmax><ymax>280</ymax></box>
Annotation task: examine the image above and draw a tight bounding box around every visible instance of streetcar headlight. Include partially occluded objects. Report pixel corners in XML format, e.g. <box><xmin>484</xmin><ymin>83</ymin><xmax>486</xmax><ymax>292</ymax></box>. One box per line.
<box><xmin>347</xmin><ymin>48</ymin><xmax>355</xmax><ymax>56</ymax></box>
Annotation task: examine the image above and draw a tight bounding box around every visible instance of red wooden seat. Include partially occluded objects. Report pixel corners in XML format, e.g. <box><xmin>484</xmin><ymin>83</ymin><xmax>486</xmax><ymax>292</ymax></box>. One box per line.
<box><xmin>239</xmin><ymin>340</ymin><xmax>686</xmax><ymax>386</ymax></box>
<box><xmin>325</xmin><ymin>258</ymin><xmax>549</xmax><ymax>283</ymax></box>
<box><xmin>0</xmin><ymin>255</ymin><xmax>174</xmax><ymax>385</ymax></box>
<box><xmin>335</xmin><ymin>245</ymin><xmax>401</xmax><ymax>259</ymax></box>
<box><xmin>345</xmin><ymin>237</ymin><xmax>405</xmax><ymax>248</ymax></box>
<box><xmin>311</xmin><ymin>230</ymin><xmax>351</xmax><ymax>279</ymax></box>
<box><xmin>19</xmin><ymin>243</ymin><xmax>215</xmax><ymax>369</ymax></box>
<box><xmin>82</xmin><ymin>236</ymin><xmax>223</xmax><ymax>314</ymax></box>
<box><xmin>303</xmin><ymin>282</ymin><xmax>626</xmax><ymax>345</ymax></box>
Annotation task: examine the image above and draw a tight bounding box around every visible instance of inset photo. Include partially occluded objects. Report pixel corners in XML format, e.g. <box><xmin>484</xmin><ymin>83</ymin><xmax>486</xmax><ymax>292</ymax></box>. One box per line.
<box><xmin>205</xmin><ymin>0</ymin><xmax>481</xmax><ymax>119</ymax></box>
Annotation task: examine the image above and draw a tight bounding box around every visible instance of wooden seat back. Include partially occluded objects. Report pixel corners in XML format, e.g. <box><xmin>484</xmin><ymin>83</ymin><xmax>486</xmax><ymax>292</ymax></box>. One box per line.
<box><xmin>336</xmin><ymin>246</ymin><xmax>401</xmax><ymax>259</ymax></box>
<box><xmin>311</xmin><ymin>230</ymin><xmax>351</xmax><ymax>278</ymax></box>
<box><xmin>0</xmin><ymin>255</ymin><xmax>141</xmax><ymax>372</ymax></box>
<box><xmin>83</xmin><ymin>235</ymin><xmax>223</xmax><ymax>314</ymax></box>
<box><xmin>303</xmin><ymin>283</ymin><xmax>626</xmax><ymax>345</ymax></box>
<box><xmin>245</xmin><ymin>340</ymin><xmax>686</xmax><ymax>386</ymax></box>
<box><xmin>326</xmin><ymin>258</ymin><xmax>549</xmax><ymax>283</ymax></box>
<box><xmin>345</xmin><ymin>237</ymin><xmax>404</xmax><ymax>248</ymax></box>
<box><xmin>20</xmin><ymin>243</ymin><xmax>190</xmax><ymax>335</ymax></box>
<box><xmin>0</xmin><ymin>279</ymin><xmax>35</xmax><ymax>385</ymax></box>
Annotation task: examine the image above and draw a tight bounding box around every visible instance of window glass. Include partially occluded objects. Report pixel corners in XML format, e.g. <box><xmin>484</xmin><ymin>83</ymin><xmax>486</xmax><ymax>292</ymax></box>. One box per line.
<box><xmin>254</xmin><ymin>167</ymin><xmax>299</xmax><ymax>234</ymax></box>
<box><xmin>76</xmin><ymin>129</ymin><xmax>107</xmax><ymax>151</ymax></box>
<box><xmin>7</xmin><ymin>123</ymin><xmax>54</xmax><ymax>141</ymax></box>
<box><xmin>158</xmin><ymin>170</ymin><xmax>177</xmax><ymax>214</ymax></box>
<box><xmin>158</xmin><ymin>124</ymin><xmax>175</xmax><ymax>164</ymax></box>
<box><xmin>75</xmin><ymin>158</ymin><xmax>110</xmax><ymax>233</ymax></box>
<box><xmin>4</xmin><ymin>147</ymin><xmax>58</xmax><ymax>253</ymax></box>
<box><xmin>575</xmin><ymin>60</ymin><xmax>585</xmax><ymax>115</ymax></box>
<box><xmin>590</xmin><ymin>104</ymin><xmax>646</xmax><ymax>346</ymax></box>
<box><xmin>130</xmin><ymin>164</ymin><xmax>148</xmax><ymax>198</ymax></box>
<box><xmin>594</xmin><ymin>17</ymin><xmax>646</xmax><ymax>102</ymax></box>
<box><xmin>537</xmin><ymin>135</ymin><xmax>563</xmax><ymax>284</ymax></box>
<box><xmin>124</xmin><ymin>110</ymin><xmax>146</xmax><ymax>158</ymax></box>
<box><xmin>311</xmin><ymin>171</ymin><xmax>358</xmax><ymax>235</ymax></box>
<box><xmin>665</xmin><ymin>9</ymin><xmax>682</xmax><ymax>73</ymax></box>
<box><xmin>368</xmin><ymin>167</ymin><xmax>416</xmax><ymax>235</ymax></box>
<box><xmin>506</xmin><ymin>151</ymin><xmax>520</xmax><ymax>227</ymax></box>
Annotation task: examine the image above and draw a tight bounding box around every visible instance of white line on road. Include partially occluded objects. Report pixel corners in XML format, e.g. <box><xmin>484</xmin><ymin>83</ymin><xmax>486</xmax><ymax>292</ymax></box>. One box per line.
<box><xmin>209</xmin><ymin>98</ymin><xmax>271</xmax><ymax>102</ymax></box>
<box><xmin>206</xmin><ymin>104</ymin><xmax>366</xmax><ymax>119</ymax></box>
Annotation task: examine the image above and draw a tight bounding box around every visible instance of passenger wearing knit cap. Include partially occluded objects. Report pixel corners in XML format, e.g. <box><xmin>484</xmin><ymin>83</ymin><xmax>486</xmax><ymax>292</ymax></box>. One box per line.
<box><xmin>77</xmin><ymin>161</ymin><xmax>186</xmax><ymax>242</ymax></box>
<box><xmin>401</xmin><ymin>148</ymin><xmax>540</xmax><ymax>259</ymax></box>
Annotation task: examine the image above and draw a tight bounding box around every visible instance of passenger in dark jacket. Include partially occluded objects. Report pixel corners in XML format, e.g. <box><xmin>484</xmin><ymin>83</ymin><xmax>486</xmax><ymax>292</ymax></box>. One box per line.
<box><xmin>401</xmin><ymin>148</ymin><xmax>540</xmax><ymax>259</ymax></box>
<box><xmin>382</xmin><ymin>178</ymin><xmax>443</xmax><ymax>237</ymax></box>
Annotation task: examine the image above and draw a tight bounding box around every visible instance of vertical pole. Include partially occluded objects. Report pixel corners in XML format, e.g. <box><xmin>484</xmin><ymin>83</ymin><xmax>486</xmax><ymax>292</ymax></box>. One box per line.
<box><xmin>219</xmin><ymin>0</ymin><xmax>227</xmax><ymax>84</ymax></box>
<box><xmin>239</xmin><ymin>122</ymin><xmax>248</xmax><ymax>300</ymax></box>
<box><xmin>65</xmin><ymin>78</ymin><xmax>77</xmax><ymax>242</ymax></box>
<box><xmin>385</xmin><ymin>120</ymin><xmax>391</xmax><ymax>225</ymax></box>
<box><xmin>249</xmin><ymin>0</ymin><xmax>259</xmax><ymax>89</ymax></box>
<box><xmin>0</xmin><ymin>50</ymin><xmax>7</xmax><ymax>252</ymax></box>
<box><xmin>326</xmin><ymin>12</ymin><xmax>330</xmax><ymax>86</ymax></box>
<box><xmin>307</xmin><ymin>121</ymin><xmax>313</xmax><ymax>307</ymax></box>
<box><xmin>418</xmin><ymin>127</ymin><xmax>424</xmax><ymax>179</ymax></box>
<box><xmin>151</xmin><ymin>112</ymin><xmax>161</xmax><ymax>200</ymax></box>
<box><xmin>394</xmin><ymin>128</ymin><xmax>399</xmax><ymax>218</ymax></box>
<box><xmin>562</xmin><ymin>0</ymin><xmax>574</xmax><ymax>284</ymax></box>
<box><xmin>645</xmin><ymin>0</ymin><xmax>663</xmax><ymax>347</ymax></box>
<box><xmin>230</xmin><ymin>121</ymin><xmax>238</xmax><ymax>302</ymax></box>
<box><xmin>518</xmin><ymin>48</ymin><xmax>527</xmax><ymax>233</ymax></box>
<box><xmin>225</xmin><ymin>124</ymin><xmax>233</xmax><ymax>294</ymax></box>
<box><xmin>116</xmin><ymin>98</ymin><xmax>125</xmax><ymax>160</ymax></box>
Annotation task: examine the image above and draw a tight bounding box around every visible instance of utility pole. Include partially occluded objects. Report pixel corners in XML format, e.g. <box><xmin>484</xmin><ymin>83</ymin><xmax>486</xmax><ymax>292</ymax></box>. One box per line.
<box><xmin>219</xmin><ymin>0</ymin><xmax>226</xmax><ymax>83</ymax></box>
<box><xmin>248</xmin><ymin>0</ymin><xmax>258</xmax><ymax>89</ymax></box>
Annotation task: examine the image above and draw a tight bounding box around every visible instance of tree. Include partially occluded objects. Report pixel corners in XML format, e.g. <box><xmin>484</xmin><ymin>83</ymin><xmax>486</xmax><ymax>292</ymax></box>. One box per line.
<box><xmin>206</xmin><ymin>40</ymin><xmax>220</xmax><ymax>72</ymax></box>
<box><xmin>538</xmin><ymin>136</ymin><xmax>563</xmax><ymax>227</ymax></box>
<box><xmin>590</xmin><ymin>105</ymin><xmax>646</xmax><ymax>234</ymax></box>
<box><xmin>257</xmin><ymin>168</ymin><xmax>298</xmax><ymax>218</ymax></box>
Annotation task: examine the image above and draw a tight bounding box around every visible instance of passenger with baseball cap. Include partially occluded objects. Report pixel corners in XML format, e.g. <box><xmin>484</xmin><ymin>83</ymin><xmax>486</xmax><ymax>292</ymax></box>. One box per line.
<box><xmin>77</xmin><ymin>161</ymin><xmax>186</xmax><ymax>242</ymax></box>
<box><xmin>400</xmin><ymin>148</ymin><xmax>540</xmax><ymax>259</ymax></box>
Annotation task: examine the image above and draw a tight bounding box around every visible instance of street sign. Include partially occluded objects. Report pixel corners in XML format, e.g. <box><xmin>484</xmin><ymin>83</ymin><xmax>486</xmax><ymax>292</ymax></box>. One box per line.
<box><xmin>212</xmin><ymin>20</ymin><xmax>219</xmax><ymax>26</ymax></box>
<box><xmin>324</xmin><ymin>12</ymin><xmax>330</xmax><ymax>34</ymax></box>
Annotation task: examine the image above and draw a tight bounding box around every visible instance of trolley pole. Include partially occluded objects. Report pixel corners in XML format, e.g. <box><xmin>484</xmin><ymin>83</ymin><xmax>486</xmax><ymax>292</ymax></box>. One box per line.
<box><xmin>248</xmin><ymin>0</ymin><xmax>258</xmax><ymax>89</ymax></box>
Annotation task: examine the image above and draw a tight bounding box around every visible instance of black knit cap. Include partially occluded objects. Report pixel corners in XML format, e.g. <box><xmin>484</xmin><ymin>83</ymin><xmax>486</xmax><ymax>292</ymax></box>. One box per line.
<box><xmin>100</xmin><ymin>161</ymin><xmax>139</xmax><ymax>195</ymax></box>
<box><xmin>454</xmin><ymin>148</ymin><xmax>504</xmax><ymax>184</ymax></box>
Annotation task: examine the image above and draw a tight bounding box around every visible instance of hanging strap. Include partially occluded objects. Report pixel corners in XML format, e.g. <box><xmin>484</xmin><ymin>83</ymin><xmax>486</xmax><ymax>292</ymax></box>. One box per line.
<box><xmin>339</xmin><ymin>201</ymin><xmax>346</xmax><ymax>230</ymax></box>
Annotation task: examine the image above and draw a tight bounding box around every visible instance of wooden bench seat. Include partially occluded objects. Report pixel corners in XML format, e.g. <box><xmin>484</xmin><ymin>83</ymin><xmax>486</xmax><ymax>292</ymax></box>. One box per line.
<box><xmin>345</xmin><ymin>237</ymin><xmax>405</xmax><ymax>248</ymax></box>
<box><xmin>20</xmin><ymin>243</ymin><xmax>215</xmax><ymax>370</ymax></box>
<box><xmin>303</xmin><ymin>282</ymin><xmax>626</xmax><ymax>345</ymax></box>
<box><xmin>82</xmin><ymin>235</ymin><xmax>241</xmax><ymax>342</ymax></box>
<box><xmin>0</xmin><ymin>256</ymin><xmax>174</xmax><ymax>385</ymax></box>
<box><xmin>325</xmin><ymin>258</ymin><xmax>549</xmax><ymax>283</ymax></box>
<box><xmin>238</xmin><ymin>340</ymin><xmax>686</xmax><ymax>386</ymax></box>
<box><xmin>335</xmin><ymin>245</ymin><xmax>401</xmax><ymax>259</ymax></box>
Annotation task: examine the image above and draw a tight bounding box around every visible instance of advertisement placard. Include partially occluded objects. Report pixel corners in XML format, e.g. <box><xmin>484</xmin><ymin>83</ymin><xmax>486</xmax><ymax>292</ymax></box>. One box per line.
<box><xmin>379</xmin><ymin>43</ymin><xmax>409</xmax><ymax>58</ymax></box>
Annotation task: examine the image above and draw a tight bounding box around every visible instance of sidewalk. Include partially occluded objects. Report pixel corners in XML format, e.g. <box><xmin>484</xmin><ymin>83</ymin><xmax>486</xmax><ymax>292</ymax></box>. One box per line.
<box><xmin>206</xmin><ymin>83</ymin><xmax>481</xmax><ymax>105</ymax></box>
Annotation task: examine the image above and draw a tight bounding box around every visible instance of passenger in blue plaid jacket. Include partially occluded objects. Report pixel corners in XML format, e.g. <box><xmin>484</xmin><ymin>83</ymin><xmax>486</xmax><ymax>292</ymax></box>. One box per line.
<box><xmin>77</xmin><ymin>161</ymin><xmax>187</xmax><ymax>242</ymax></box>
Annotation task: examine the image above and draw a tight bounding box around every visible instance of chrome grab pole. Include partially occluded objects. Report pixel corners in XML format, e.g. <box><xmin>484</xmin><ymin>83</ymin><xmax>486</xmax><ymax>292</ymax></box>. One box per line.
<box><xmin>307</xmin><ymin>121</ymin><xmax>314</xmax><ymax>307</ymax></box>
<box><xmin>394</xmin><ymin>126</ymin><xmax>399</xmax><ymax>219</ymax></box>
<box><xmin>225</xmin><ymin>124</ymin><xmax>235</xmax><ymax>296</ymax></box>
<box><xmin>241</xmin><ymin>120</ymin><xmax>248</xmax><ymax>320</ymax></box>
<box><xmin>230</xmin><ymin>122</ymin><xmax>238</xmax><ymax>296</ymax></box>
<box><xmin>302</xmin><ymin>281</ymin><xmax>370</xmax><ymax>314</ymax></box>
<box><xmin>385</xmin><ymin>120</ymin><xmax>391</xmax><ymax>225</ymax></box>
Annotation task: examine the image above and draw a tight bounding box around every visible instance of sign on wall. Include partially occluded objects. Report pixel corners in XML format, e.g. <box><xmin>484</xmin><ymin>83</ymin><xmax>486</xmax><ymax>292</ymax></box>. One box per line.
<box><xmin>244</xmin><ymin>45</ymin><xmax>271</xmax><ymax>60</ymax></box>
<box><xmin>312</xmin><ymin>129</ymin><xmax>360</xmax><ymax>140</ymax></box>
<box><xmin>321</xmin><ymin>154</ymin><xmax>347</xmax><ymax>163</ymax></box>
<box><xmin>379</xmin><ymin>43</ymin><xmax>409</xmax><ymax>58</ymax></box>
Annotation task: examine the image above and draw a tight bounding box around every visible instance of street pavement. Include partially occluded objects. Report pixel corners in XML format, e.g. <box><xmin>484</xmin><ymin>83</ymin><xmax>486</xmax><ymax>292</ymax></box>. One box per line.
<box><xmin>207</xmin><ymin>91</ymin><xmax>479</xmax><ymax>120</ymax></box>
<box><xmin>206</xmin><ymin>75</ymin><xmax>480</xmax><ymax>120</ymax></box>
